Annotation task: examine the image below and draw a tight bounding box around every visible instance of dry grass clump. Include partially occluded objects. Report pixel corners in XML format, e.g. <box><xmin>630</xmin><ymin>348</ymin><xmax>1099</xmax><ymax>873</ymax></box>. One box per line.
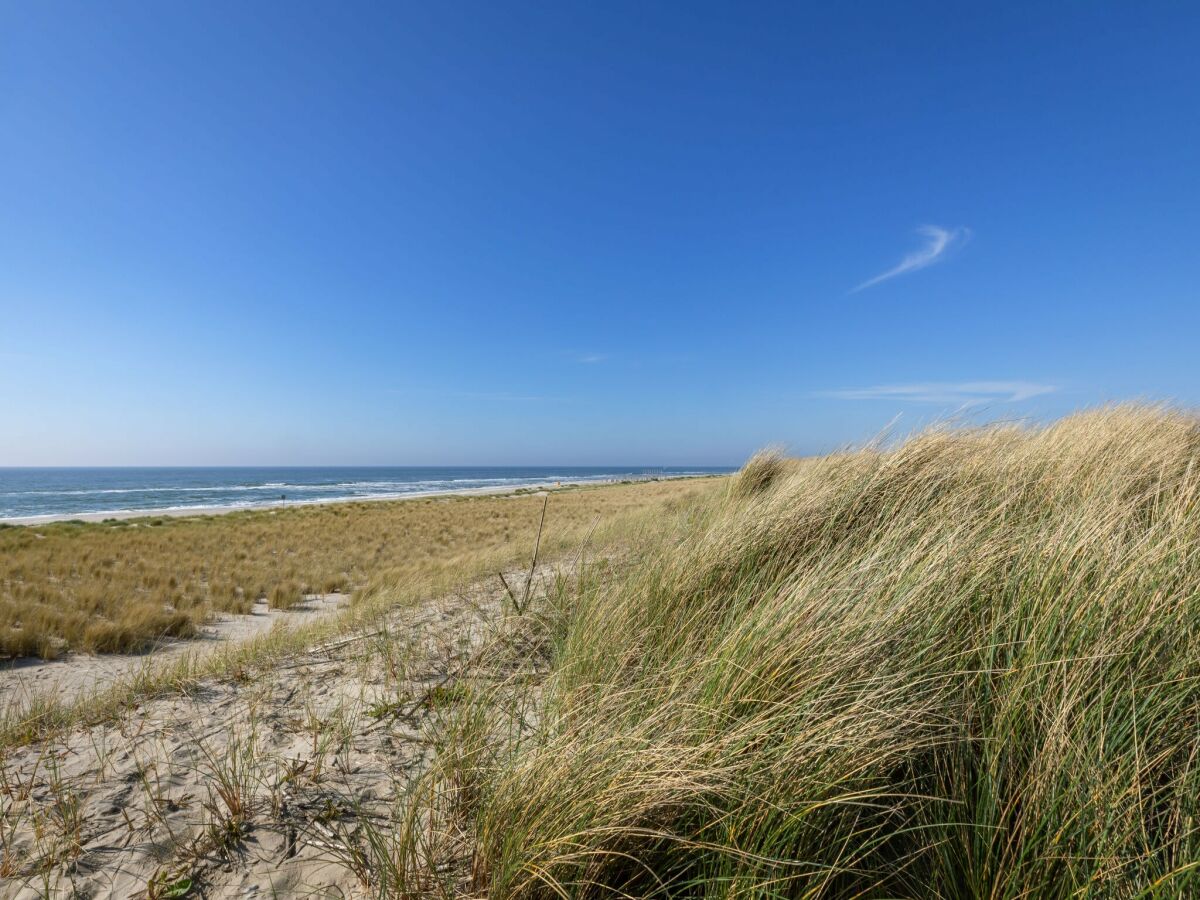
<box><xmin>470</xmin><ymin>405</ymin><xmax>1200</xmax><ymax>897</ymax></box>
<box><xmin>0</xmin><ymin>479</ymin><xmax>715</xmax><ymax>659</ymax></box>
<box><xmin>728</xmin><ymin>446</ymin><xmax>790</xmax><ymax>496</ymax></box>
<box><xmin>267</xmin><ymin>580</ymin><xmax>305</xmax><ymax>611</ymax></box>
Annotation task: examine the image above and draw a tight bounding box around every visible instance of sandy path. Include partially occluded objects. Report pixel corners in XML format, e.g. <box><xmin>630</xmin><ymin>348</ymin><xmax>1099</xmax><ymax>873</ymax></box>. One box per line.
<box><xmin>0</xmin><ymin>595</ymin><xmax>347</xmax><ymax>711</ymax></box>
<box><xmin>0</xmin><ymin>568</ymin><xmax>542</xmax><ymax>898</ymax></box>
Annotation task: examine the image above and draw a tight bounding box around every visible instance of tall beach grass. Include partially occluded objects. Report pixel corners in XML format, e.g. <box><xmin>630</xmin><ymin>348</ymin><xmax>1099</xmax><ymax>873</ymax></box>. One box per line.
<box><xmin>469</xmin><ymin>406</ymin><xmax>1200</xmax><ymax>897</ymax></box>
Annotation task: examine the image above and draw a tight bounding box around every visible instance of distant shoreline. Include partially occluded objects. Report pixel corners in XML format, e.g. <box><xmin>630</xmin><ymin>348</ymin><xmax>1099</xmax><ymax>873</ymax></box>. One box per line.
<box><xmin>0</xmin><ymin>474</ymin><xmax>719</xmax><ymax>527</ymax></box>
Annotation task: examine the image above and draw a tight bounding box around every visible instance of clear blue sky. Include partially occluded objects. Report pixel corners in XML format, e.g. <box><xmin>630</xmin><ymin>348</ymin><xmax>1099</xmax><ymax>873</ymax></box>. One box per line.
<box><xmin>3</xmin><ymin>2</ymin><xmax>1198</xmax><ymax>466</ymax></box>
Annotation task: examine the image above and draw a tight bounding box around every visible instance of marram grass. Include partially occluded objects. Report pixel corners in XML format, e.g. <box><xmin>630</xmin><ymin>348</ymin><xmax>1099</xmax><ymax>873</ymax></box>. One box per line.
<box><xmin>0</xmin><ymin>478</ymin><xmax>712</xmax><ymax>658</ymax></box>
<box><xmin>471</xmin><ymin>406</ymin><xmax>1200</xmax><ymax>898</ymax></box>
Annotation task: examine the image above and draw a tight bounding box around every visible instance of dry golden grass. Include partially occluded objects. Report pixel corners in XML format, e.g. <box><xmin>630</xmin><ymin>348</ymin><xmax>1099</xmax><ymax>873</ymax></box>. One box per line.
<box><xmin>0</xmin><ymin>479</ymin><xmax>717</xmax><ymax>659</ymax></box>
<box><xmin>458</xmin><ymin>405</ymin><xmax>1200</xmax><ymax>898</ymax></box>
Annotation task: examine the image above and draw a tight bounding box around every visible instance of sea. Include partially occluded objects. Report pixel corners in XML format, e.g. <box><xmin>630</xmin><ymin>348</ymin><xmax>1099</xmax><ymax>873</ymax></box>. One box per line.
<box><xmin>0</xmin><ymin>466</ymin><xmax>733</xmax><ymax>522</ymax></box>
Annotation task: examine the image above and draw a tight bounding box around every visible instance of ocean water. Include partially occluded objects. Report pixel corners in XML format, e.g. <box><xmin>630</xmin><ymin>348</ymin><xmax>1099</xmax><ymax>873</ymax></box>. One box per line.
<box><xmin>0</xmin><ymin>466</ymin><xmax>732</xmax><ymax>521</ymax></box>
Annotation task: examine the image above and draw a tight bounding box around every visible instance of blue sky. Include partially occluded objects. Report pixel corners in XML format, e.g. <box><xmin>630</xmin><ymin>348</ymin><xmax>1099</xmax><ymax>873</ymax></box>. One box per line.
<box><xmin>2</xmin><ymin>2</ymin><xmax>1198</xmax><ymax>466</ymax></box>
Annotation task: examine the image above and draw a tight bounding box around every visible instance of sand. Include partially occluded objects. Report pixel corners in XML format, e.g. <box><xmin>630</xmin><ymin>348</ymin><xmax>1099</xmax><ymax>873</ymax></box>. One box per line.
<box><xmin>0</xmin><ymin>567</ymin><xmax>531</xmax><ymax>897</ymax></box>
<box><xmin>0</xmin><ymin>476</ymin><xmax>684</xmax><ymax>527</ymax></box>
<box><xmin>0</xmin><ymin>595</ymin><xmax>346</xmax><ymax>711</ymax></box>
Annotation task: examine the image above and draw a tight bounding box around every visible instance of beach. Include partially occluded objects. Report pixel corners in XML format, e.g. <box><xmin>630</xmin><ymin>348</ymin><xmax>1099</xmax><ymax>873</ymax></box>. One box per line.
<box><xmin>0</xmin><ymin>475</ymin><xmax>701</xmax><ymax>526</ymax></box>
<box><xmin>0</xmin><ymin>465</ymin><xmax>730</xmax><ymax>524</ymax></box>
<box><xmin>0</xmin><ymin>476</ymin><xmax>703</xmax><ymax>709</ymax></box>
<box><xmin>0</xmin><ymin>474</ymin><xmax>723</xmax><ymax>895</ymax></box>
<box><xmin>4</xmin><ymin>411</ymin><xmax>1200</xmax><ymax>896</ymax></box>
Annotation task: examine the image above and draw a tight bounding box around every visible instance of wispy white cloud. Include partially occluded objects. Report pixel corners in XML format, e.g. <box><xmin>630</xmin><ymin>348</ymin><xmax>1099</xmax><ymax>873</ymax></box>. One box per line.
<box><xmin>816</xmin><ymin>381</ymin><xmax>1056</xmax><ymax>406</ymax></box>
<box><xmin>575</xmin><ymin>353</ymin><xmax>607</xmax><ymax>364</ymax></box>
<box><xmin>852</xmin><ymin>225</ymin><xmax>971</xmax><ymax>292</ymax></box>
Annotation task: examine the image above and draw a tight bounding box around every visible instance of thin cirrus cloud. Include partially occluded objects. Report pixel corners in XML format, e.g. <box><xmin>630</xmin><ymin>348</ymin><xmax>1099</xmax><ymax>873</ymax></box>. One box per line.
<box><xmin>574</xmin><ymin>353</ymin><xmax>608</xmax><ymax>364</ymax></box>
<box><xmin>851</xmin><ymin>225</ymin><xmax>971</xmax><ymax>292</ymax></box>
<box><xmin>817</xmin><ymin>381</ymin><xmax>1057</xmax><ymax>405</ymax></box>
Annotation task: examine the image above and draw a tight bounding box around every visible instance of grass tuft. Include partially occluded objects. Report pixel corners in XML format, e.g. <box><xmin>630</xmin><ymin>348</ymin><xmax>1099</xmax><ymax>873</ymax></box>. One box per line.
<box><xmin>729</xmin><ymin>447</ymin><xmax>789</xmax><ymax>497</ymax></box>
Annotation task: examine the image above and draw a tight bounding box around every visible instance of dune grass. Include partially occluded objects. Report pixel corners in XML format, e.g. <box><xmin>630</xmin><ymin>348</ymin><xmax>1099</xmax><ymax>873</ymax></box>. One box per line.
<box><xmin>0</xmin><ymin>479</ymin><xmax>715</xmax><ymax>659</ymax></box>
<box><xmin>0</xmin><ymin>478</ymin><xmax>719</xmax><ymax>749</ymax></box>
<box><xmin>459</xmin><ymin>406</ymin><xmax>1200</xmax><ymax>897</ymax></box>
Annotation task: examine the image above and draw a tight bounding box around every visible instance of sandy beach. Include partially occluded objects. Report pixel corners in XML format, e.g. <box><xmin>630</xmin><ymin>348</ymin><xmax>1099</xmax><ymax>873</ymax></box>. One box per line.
<box><xmin>0</xmin><ymin>475</ymin><xmax>688</xmax><ymax>527</ymax></box>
